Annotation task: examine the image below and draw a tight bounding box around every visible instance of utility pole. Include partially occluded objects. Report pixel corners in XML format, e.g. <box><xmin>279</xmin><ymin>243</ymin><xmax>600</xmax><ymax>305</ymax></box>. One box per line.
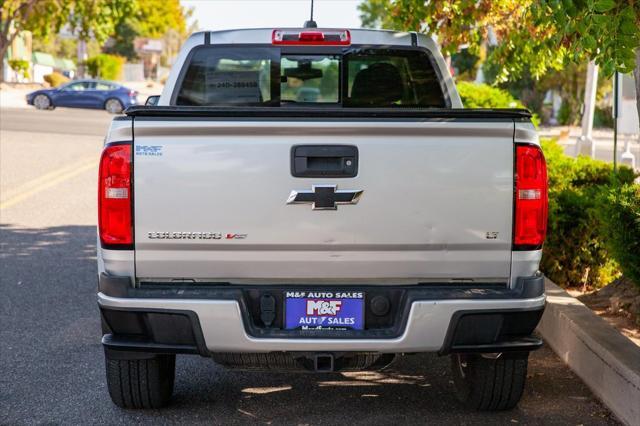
<box><xmin>77</xmin><ymin>39</ymin><xmax>87</xmax><ymax>78</ymax></box>
<box><xmin>617</xmin><ymin>72</ymin><xmax>638</xmax><ymax>170</ymax></box>
<box><xmin>576</xmin><ymin>61</ymin><xmax>598</xmax><ymax>158</ymax></box>
<box><xmin>613</xmin><ymin>72</ymin><xmax>618</xmax><ymax>172</ymax></box>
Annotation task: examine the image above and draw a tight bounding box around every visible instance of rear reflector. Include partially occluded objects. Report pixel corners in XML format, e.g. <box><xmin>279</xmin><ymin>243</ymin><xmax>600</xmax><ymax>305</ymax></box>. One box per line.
<box><xmin>272</xmin><ymin>29</ymin><xmax>351</xmax><ymax>45</ymax></box>
<box><xmin>514</xmin><ymin>144</ymin><xmax>548</xmax><ymax>249</ymax></box>
<box><xmin>106</xmin><ymin>188</ymin><xmax>128</xmax><ymax>199</ymax></box>
<box><xmin>99</xmin><ymin>143</ymin><xmax>132</xmax><ymax>247</ymax></box>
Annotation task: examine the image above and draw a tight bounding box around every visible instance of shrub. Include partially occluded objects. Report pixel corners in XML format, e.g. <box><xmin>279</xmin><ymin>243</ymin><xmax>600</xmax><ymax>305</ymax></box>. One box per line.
<box><xmin>598</xmin><ymin>184</ymin><xmax>640</xmax><ymax>288</ymax></box>
<box><xmin>86</xmin><ymin>54</ymin><xmax>124</xmax><ymax>80</ymax></box>
<box><xmin>557</xmin><ymin>101</ymin><xmax>573</xmax><ymax>125</ymax></box>
<box><xmin>539</xmin><ymin>138</ymin><xmax>637</xmax><ymax>289</ymax></box>
<box><xmin>541</xmin><ymin>182</ymin><xmax>617</xmax><ymax>288</ymax></box>
<box><xmin>593</xmin><ymin>106</ymin><xmax>614</xmax><ymax>128</ymax></box>
<box><xmin>43</xmin><ymin>72</ymin><xmax>69</xmax><ymax>87</ymax></box>
<box><xmin>457</xmin><ymin>81</ymin><xmax>540</xmax><ymax>127</ymax></box>
<box><xmin>8</xmin><ymin>59</ymin><xmax>30</xmax><ymax>79</ymax></box>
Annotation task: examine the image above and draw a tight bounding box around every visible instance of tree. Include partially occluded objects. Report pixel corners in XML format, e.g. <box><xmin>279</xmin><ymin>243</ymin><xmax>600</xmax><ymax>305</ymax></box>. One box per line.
<box><xmin>65</xmin><ymin>0</ymin><xmax>133</xmax><ymax>45</ymax></box>
<box><xmin>104</xmin><ymin>19</ymin><xmax>139</xmax><ymax>60</ymax></box>
<box><xmin>0</xmin><ymin>0</ymin><xmax>69</xmax><ymax>81</ymax></box>
<box><xmin>104</xmin><ymin>0</ymin><xmax>189</xmax><ymax>62</ymax></box>
<box><xmin>0</xmin><ymin>0</ymin><xmax>132</xmax><ymax>82</ymax></box>
<box><xmin>33</xmin><ymin>35</ymin><xmax>79</xmax><ymax>59</ymax></box>
<box><xmin>359</xmin><ymin>0</ymin><xmax>640</xmax><ymax>126</ymax></box>
<box><xmin>135</xmin><ymin>0</ymin><xmax>186</xmax><ymax>39</ymax></box>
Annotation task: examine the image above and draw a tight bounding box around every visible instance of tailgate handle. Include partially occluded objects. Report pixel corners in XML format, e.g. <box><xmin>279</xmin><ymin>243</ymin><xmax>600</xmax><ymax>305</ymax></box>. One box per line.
<box><xmin>291</xmin><ymin>145</ymin><xmax>358</xmax><ymax>178</ymax></box>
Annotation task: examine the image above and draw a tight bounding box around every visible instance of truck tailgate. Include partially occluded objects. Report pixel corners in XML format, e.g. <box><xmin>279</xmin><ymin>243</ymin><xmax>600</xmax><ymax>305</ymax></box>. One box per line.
<box><xmin>133</xmin><ymin>119</ymin><xmax>514</xmax><ymax>282</ymax></box>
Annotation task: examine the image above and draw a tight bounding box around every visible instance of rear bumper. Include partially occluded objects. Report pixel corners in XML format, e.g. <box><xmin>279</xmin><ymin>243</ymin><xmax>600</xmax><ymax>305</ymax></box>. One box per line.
<box><xmin>98</xmin><ymin>275</ymin><xmax>545</xmax><ymax>355</ymax></box>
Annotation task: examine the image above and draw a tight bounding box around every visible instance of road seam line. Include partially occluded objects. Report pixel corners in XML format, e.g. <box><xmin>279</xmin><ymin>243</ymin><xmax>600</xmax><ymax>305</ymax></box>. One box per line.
<box><xmin>1</xmin><ymin>156</ymin><xmax>97</xmax><ymax>199</ymax></box>
<box><xmin>0</xmin><ymin>160</ymin><xmax>97</xmax><ymax>210</ymax></box>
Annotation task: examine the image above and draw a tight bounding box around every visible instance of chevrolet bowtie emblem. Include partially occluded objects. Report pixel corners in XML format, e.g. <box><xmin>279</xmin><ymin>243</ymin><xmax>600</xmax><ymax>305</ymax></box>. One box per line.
<box><xmin>286</xmin><ymin>185</ymin><xmax>363</xmax><ymax>210</ymax></box>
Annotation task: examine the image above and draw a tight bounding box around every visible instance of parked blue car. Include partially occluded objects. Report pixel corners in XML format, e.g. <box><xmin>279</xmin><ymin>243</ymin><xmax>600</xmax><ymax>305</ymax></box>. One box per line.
<box><xmin>26</xmin><ymin>79</ymin><xmax>139</xmax><ymax>114</ymax></box>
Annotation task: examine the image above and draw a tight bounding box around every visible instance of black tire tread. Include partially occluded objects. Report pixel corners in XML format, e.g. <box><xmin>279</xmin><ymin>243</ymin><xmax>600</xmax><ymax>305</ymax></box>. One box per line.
<box><xmin>105</xmin><ymin>98</ymin><xmax>124</xmax><ymax>113</ymax></box>
<box><xmin>452</xmin><ymin>353</ymin><xmax>528</xmax><ymax>411</ymax></box>
<box><xmin>105</xmin><ymin>354</ymin><xmax>175</xmax><ymax>409</ymax></box>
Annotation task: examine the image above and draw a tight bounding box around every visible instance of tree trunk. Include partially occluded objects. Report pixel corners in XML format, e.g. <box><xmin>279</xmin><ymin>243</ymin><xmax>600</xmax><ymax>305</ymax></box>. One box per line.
<box><xmin>0</xmin><ymin>20</ymin><xmax>22</xmax><ymax>83</ymax></box>
<box><xmin>0</xmin><ymin>32</ymin><xmax>11</xmax><ymax>83</ymax></box>
<box><xmin>634</xmin><ymin>48</ymin><xmax>640</xmax><ymax>133</ymax></box>
<box><xmin>0</xmin><ymin>5</ymin><xmax>15</xmax><ymax>84</ymax></box>
<box><xmin>0</xmin><ymin>0</ymin><xmax>39</xmax><ymax>83</ymax></box>
<box><xmin>0</xmin><ymin>38</ymin><xmax>14</xmax><ymax>83</ymax></box>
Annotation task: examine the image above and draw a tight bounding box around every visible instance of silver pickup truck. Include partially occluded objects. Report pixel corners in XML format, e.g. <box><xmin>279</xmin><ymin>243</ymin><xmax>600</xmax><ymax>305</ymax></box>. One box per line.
<box><xmin>97</xmin><ymin>27</ymin><xmax>548</xmax><ymax>411</ymax></box>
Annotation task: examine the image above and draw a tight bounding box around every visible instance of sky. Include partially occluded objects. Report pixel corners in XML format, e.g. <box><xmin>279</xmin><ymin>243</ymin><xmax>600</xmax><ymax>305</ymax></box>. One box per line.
<box><xmin>181</xmin><ymin>0</ymin><xmax>363</xmax><ymax>32</ymax></box>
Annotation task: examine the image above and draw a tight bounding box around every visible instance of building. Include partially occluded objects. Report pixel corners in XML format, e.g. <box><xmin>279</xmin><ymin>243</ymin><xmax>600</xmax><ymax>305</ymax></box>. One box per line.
<box><xmin>31</xmin><ymin>51</ymin><xmax>55</xmax><ymax>83</ymax></box>
<box><xmin>2</xmin><ymin>30</ymin><xmax>32</xmax><ymax>82</ymax></box>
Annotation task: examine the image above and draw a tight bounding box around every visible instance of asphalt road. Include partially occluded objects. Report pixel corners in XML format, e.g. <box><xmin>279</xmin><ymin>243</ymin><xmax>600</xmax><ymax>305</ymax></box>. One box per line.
<box><xmin>0</xmin><ymin>107</ymin><xmax>619</xmax><ymax>425</ymax></box>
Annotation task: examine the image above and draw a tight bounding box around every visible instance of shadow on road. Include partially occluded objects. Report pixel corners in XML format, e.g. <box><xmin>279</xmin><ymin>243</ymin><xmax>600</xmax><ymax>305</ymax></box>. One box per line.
<box><xmin>0</xmin><ymin>223</ymin><xmax>96</xmax><ymax>262</ymax></box>
<box><xmin>0</xmin><ymin>223</ymin><xmax>103</xmax><ymax>423</ymax></box>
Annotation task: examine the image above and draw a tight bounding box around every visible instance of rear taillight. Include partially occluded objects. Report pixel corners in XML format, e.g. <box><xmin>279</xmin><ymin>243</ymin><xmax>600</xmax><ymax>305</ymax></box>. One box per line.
<box><xmin>129</xmin><ymin>90</ymin><xmax>137</xmax><ymax>97</ymax></box>
<box><xmin>98</xmin><ymin>143</ymin><xmax>132</xmax><ymax>248</ymax></box>
<box><xmin>513</xmin><ymin>144</ymin><xmax>548</xmax><ymax>249</ymax></box>
<box><xmin>272</xmin><ymin>29</ymin><xmax>351</xmax><ymax>45</ymax></box>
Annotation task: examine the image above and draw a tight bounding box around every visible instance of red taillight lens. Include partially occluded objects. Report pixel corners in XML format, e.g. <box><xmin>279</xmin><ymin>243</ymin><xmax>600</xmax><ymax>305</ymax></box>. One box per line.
<box><xmin>272</xmin><ymin>29</ymin><xmax>351</xmax><ymax>45</ymax></box>
<box><xmin>514</xmin><ymin>144</ymin><xmax>548</xmax><ymax>249</ymax></box>
<box><xmin>98</xmin><ymin>144</ymin><xmax>132</xmax><ymax>247</ymax></box>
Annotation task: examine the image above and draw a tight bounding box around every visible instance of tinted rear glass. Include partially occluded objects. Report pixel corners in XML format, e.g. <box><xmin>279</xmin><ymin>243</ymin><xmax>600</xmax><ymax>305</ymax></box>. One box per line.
<box><xmin>175</xmin><ymin>47</ymin><xmax>446</xmax><ymax>108</ymax></box>
<box><xmin>176</xmin><ymin>47</ymin><xmax>275</xmax><ymax>106</ymax></box>
<box><xmin>281</xmin><ymin>55</ymin><xmax>340</xmax><ymax>103</ymax></box>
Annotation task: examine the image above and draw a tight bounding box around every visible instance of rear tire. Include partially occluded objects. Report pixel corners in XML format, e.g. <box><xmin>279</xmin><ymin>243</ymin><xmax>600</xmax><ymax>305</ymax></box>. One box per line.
<box><xmin>105</xmin><ymin>98</ymin><xmax>124</xmax><ymax>114</ymax></box>
<box><xmin>105</xmin><ymin>352</ymin><xmax>175</xmax><ymax>409</ymax></box>
<box><xmin>451</xmin><ymin>352</ymin><xmax>528</xmax><ymax>411</ymax></box>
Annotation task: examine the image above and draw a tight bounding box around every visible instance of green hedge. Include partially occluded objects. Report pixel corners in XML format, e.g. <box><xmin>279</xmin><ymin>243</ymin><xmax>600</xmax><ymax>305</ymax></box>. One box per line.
<box><xmin>8</xmin><ymin>59</ymin><xmax>30</xmax><ymax>79</ymax></box>
<box><xmin>540</xmin><ymin>138</ymin><xmax>638</xmax><ymax>289</ymax></box>
<box><xmin>86</xmin><ymin>54</ymin><xmax>124</xmax><ymax>81</ymax></box>
<box><xmin>457</xmin><ymin>81</ymin><xmax>540</xmax><ymax>127</ymax></box>
<box><xmin>598</xmin><ymin>184</ymin><xmax>640</xmax><ymax>286</ymax></box>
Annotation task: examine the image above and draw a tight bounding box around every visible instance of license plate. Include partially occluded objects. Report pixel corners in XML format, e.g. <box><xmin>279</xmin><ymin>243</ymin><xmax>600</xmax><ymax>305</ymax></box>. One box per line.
<box><xmin>284</xmin><ymin>291</ymin><xmax>364</xmax><ymax>330</ymax></box>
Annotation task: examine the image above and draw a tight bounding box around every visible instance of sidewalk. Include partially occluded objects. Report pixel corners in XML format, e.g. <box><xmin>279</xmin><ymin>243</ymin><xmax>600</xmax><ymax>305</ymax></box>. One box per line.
<box><xmin>539</xmin><ymin>126</ymin><xmax>640</xmax><ymax>170</ymax></box>
<box><xmin>0</xmin><ymin>83</ymin><xmax>38</xmax><ymax>109</ymax></box>
<box><xmin>538</xmin><ymin>279</ymin><xmax>640</xmax><ymax>425</ymax></box>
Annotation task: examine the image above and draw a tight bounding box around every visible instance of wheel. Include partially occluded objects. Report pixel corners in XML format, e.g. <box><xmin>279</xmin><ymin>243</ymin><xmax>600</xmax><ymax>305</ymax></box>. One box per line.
<box><xmin>451</xmin><ymin>352</ymin><xmax>529</xmax><ymax>411</ymax></box>
<box><xmin>105</xmin><ymin>352</ymin><xmax>175</xmax><ymax>409</ymax></box>
<box><xmin>105</xmin><ymin>98</ymin><xmax>124</xmax><ymax>114</ymax></box>
<box><xmin>33</xmin><ymin>94</ymin><xmax>52</xmax><ymax>110</ymax></box>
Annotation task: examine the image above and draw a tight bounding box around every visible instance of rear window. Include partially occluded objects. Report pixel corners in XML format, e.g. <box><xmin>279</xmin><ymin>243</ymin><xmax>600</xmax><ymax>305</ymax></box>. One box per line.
<box><xmin>95</xmin><ymin>82</ymin><xmax>117</xmax><ymax>90</ymax></box>
<box><xmin>175</xmin><ymin>47</ymin><xmax>446</xmax><ymax>108</ymax></box>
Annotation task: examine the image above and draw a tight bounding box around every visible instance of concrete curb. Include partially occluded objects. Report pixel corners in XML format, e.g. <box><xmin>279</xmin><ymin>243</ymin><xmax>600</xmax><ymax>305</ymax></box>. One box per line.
<box><xmin>537</xmin><ymin>279</ymin><xmax>640</xmax><ymax>425</ymax></box>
